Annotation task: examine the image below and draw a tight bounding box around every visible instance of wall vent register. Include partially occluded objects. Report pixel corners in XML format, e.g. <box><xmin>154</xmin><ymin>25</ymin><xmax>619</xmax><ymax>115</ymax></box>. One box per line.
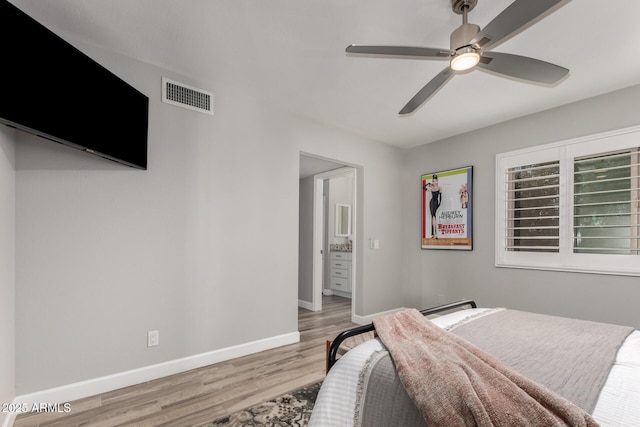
<box><xmin>162</xmin><ymin>77</ymin><xmax>213</xmax><ymax>115</ymax></box>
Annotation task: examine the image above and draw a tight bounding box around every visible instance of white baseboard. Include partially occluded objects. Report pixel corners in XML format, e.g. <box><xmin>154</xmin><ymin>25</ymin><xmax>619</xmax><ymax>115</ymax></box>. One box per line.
<box><xmin>1</xmin><ymin>413</ymin><xmax>14</xmax><ymax>427</ymax></box>
<box><xmin>297</xmin><ymin>299</ymin><xmax>313</xmax><ymax>310</ymax></box>
<box><xmin>331</xmin><ymin>290</ymin><xmax>351</xmax><ymax>299</ymax></box>
<box><xmin>9</xmin><ymin>332</ymin><xmax>300</xmax><ymax>413</ymax></box>
<box><xmin>352</xmin><ymin>307</ymin><xmax>406</xmax><ymax>325</ymax></box>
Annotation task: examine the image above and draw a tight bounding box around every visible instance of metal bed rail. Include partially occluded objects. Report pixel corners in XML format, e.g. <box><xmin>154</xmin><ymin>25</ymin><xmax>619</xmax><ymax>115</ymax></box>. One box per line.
<box><xmin>326</xmin><ymin>299</ymin><xmax>477</xmax><ymax>371</ymax></box>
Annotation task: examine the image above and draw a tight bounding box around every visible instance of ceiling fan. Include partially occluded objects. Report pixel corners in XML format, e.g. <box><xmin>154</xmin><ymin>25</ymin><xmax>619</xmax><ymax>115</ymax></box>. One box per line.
<box><xmin>346</xmin><ymin>0</ymin><xmax>570</xmax><ymax>115</ymax></box>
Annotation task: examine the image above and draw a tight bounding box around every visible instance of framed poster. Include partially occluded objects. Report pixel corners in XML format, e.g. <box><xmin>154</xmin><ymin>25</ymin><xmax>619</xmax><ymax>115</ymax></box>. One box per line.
<box><xmin>421</xmin><ymin>166</ymin><xmax>473</xmax><ymax>250</ymax></box>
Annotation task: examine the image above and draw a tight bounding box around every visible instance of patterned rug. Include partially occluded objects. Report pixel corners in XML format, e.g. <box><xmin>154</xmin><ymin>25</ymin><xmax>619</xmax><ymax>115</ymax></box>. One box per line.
<box><xmin>206</xmin><ymin>382</ymin><xmax>322</xmax><ymax>427</ymax></box>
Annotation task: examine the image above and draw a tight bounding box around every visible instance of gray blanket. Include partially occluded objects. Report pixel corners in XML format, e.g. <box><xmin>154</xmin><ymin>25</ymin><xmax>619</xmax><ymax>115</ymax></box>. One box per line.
<box><xmin>356</xmin><ymin>309</ymin><xmax>633</xmax><ymax>427</ymax></box>
<box><xmin>451</xmin><ymin>309</ymin><xmax>634</xmax><ymax>413</ymax></box>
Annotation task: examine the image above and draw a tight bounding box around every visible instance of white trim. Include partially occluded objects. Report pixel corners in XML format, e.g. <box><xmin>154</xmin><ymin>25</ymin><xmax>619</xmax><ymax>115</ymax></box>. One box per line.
<box><xmin>331</xmin><ymin>290</ymin><xmax>352</xmax><ymax>299</ymax></box>
<box><xmin>1</xmin><ymin>413</ymin><xmax>15</xmax><ymax>427</ymax></box>
<box><xmin>496</xmin><ymin>124</ymin><xmax>640</xmax><ymax>276</ymax></box>
<box><xmin>9</xmin><ymin>332</ymin><xmax>299</xmax><ymax>410</ymax></box>
<box><xmin>350</xmin><ymin>168</ymin><xmax>359</xmax><ymax>324</ymax></box>
<box><xmin>312</xmin><ymin>166</ymin><xmax>357</xmax><ymax>313</ymax></box>
<box><xmin>312</xmin><ymin>175</ymin><xmax>325</xmax><ymax>312</ymax></box>
<box><xmin>352</xmin><ymin>307</ymin><xmax>407</xmax><ymax>325</ymax></box>
<box><xmin>298</xmin><ymin>299</ymin><xmax>313</xmax><ymax>310</ymax></box>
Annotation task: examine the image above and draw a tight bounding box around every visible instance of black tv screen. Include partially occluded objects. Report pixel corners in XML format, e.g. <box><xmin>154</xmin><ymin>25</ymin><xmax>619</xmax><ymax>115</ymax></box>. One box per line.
<box><xmin>0</xmin><ymin>0</ymin><xmax>148</xmax><ymax>169</ymax></box>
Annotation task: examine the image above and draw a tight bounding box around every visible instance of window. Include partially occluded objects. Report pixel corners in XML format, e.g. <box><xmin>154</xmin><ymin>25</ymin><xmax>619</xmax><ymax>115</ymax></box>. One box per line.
<box><xmin>496</xmin><ymin>126</ymin><xmax>640</xmax><ymax>276</ymax></box>
<box><xmin>505</xmin><ymin>160</ymin><xmax>560</xmax><ymax>252</ymax></box>
<box><xmin>574</xmin><ymin>150</ymin><xmax>639</xmax><ymax>255</ymax></box>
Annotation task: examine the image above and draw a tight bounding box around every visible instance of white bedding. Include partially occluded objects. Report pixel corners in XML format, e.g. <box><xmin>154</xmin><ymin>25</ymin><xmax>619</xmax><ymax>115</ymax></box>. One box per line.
<box><xmin>309</xmin><ymin>308</ymin><xmax>640</xmax><ymax>427</ymax></box>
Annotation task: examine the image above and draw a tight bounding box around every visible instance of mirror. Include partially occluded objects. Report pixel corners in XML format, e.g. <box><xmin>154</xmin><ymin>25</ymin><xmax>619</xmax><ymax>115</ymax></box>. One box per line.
<box><xmin>335</xmin><ymin>204</ymin><xmax>351</xmax><ymax>237</ymax></box>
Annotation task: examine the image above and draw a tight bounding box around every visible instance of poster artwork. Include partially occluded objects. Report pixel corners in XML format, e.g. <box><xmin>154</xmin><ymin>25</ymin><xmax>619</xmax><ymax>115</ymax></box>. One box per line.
<box><xmin>421</xmin><ymin>166</ymin><xmax>472</xmax><ymax>250</ymax></box>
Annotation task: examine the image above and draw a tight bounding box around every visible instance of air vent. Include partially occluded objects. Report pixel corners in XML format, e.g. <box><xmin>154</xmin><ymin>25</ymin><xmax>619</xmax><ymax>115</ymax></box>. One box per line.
<box><xmin>161</xmin><ymin>77</ymin><xmax>213</xmax><ymax>115</ymax></box>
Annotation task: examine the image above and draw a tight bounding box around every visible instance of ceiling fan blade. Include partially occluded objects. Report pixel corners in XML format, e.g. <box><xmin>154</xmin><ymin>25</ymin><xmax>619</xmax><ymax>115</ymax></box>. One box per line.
<box><xmin>478</xmin><ymin>52</ymin><xmax>568</xmax><ymax>84</ymax></box>
<box><xmin>471</xmin><ymin>0</ymin><xmax>565</xmax><ymax>51</ymax></box>
<box><xmin>346</xmin><ymin>45</ymin><xmax>452</xmax><ymax>59</ymax></box>
<box><xmin>399</xmin><ymin>67</ymin><xmax>455</xmax><ymax>115</ymax></box>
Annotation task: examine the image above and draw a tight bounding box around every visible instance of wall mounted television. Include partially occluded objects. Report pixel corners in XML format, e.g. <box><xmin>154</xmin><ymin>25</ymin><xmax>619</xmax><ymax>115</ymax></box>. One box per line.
<box><xmin>0</xmin><ymin>0</ymin><xmax>148</xmax><ymax>169</ymax></box>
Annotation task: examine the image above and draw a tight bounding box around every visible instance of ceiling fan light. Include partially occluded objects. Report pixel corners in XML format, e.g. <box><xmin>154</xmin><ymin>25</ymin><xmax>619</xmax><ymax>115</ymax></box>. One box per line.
<box><xmin>451</xmin><ymin>51</ymin><xmax>480</xmax><ymax>71</ymax></box>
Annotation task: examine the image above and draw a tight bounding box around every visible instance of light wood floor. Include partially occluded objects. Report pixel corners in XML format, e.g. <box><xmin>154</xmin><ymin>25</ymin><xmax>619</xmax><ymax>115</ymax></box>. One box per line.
<box><xmin>14</xmin><ymin>295</ymin><xmax>356</xmax><ymax>427</ymax></box>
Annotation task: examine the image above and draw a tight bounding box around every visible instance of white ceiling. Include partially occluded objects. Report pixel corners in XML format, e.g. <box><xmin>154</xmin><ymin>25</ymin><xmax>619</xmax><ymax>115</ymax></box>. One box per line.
<box><xmin>12</xmin><ymin>0</ymin><xmax>640</xmax><ymax>149</ymax></box>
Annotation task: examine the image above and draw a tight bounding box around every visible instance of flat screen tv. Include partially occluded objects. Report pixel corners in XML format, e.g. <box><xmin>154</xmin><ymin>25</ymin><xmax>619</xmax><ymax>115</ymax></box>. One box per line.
<box><xmin>0</xmin><ymin>0</ymin><xmax>148</xmax><ymax>169</ymax></box>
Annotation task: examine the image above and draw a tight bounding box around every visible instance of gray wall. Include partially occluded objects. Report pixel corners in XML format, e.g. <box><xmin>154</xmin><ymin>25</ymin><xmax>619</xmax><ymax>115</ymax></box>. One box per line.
<box><xmin>401</xmin><ymin>84</ymin><xmax>640</xmax><ymax>329</ymax></box>
<box><xmin>298</xmin><ymin>176</ymin><xmax>314</xmax><ymax>303</ymax></box>
<box><xmin>292</xmin><ymin>121</ymin><xmax>404</xmax><ymax>317</ymax></box>
<box><xmin>13</xmin><ymin>40</ymin><xmax>405</xmax><ymax>394</ymax></box>
<box><xmin>12</xmin><ymin>5</ymin><xmax>640</xmax><ymax>399</ymax></box>
<box><xmin>0</xmin><ymin>125</ymin><xmax>15</xmax><ymax>425</ymax></box>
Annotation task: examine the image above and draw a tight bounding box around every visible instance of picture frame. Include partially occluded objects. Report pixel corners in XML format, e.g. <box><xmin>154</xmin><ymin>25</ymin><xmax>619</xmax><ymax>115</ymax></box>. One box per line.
<box><xmin>421</xmin><ymin>166</ymin><xmax>473</xmax><ymax>250</ymax></box>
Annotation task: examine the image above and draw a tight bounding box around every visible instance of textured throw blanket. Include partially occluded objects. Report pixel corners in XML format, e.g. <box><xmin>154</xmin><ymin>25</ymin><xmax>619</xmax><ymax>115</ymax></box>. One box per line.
<box><xmin>372</xmin><ymin>309</ymin><xmax>600</xmax><ymax>427</ymax></box>
<box><xmin>450</xmin><ymin>309</ymin><xmax>633</xmax><ymax>413</ymax></box>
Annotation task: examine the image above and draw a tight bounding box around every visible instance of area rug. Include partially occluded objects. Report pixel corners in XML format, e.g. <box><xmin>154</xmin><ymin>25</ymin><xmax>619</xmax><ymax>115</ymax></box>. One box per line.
<box><xmin>206</xmin><ymin>381</ymin><xmax>322</xmax><ymax>427</ymax></box>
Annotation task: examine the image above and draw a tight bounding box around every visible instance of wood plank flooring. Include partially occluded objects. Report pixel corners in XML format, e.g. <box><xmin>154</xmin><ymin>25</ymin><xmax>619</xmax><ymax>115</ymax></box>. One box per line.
<box><xmin>14</xmin><ymin>295</ymin><xmax>356</xmax><ymax>427</ymax></box>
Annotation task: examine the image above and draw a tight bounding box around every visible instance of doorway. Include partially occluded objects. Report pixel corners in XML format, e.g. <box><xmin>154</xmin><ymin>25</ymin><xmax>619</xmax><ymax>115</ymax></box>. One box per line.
<box><xmin>299</xmin><ymin>154</ymin><xmax>358</xmax><ymax>318</ymax></box>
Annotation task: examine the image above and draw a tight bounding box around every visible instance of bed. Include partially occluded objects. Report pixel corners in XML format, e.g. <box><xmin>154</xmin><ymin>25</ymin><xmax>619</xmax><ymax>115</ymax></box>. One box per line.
<box><xmin>310</xmin><ymin>300</ymin><xmax>640</xmax><ymax>427</ymax></box>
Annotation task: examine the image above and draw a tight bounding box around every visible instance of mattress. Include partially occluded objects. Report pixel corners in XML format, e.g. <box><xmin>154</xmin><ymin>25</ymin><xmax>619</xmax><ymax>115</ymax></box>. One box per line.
<box><xmin>309</xmin><ymin>308</ymin><xmax>640</xmax><ymax>427</ymax></box>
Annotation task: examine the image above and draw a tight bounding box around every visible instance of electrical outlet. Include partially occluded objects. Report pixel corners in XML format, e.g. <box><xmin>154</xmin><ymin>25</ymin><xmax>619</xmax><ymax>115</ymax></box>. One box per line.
<box><xmin>147</xmin><ymin>330</ymin><xmax>159</xmax><ymax>347</ymax></box>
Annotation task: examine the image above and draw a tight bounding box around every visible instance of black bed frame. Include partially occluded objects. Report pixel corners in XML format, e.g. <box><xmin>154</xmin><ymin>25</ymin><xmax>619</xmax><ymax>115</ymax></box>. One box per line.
<box><xmin>326</xmin><ymin>299</ymin><xmax>477</xmax><ymax>371</ymax></box>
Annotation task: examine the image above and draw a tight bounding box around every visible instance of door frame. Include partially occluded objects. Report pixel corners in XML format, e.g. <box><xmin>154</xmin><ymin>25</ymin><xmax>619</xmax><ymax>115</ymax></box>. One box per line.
<box><xmin>312</xmin><ymin>167</ymin><xmax>357</xmax><ymax>312</ymax></box>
